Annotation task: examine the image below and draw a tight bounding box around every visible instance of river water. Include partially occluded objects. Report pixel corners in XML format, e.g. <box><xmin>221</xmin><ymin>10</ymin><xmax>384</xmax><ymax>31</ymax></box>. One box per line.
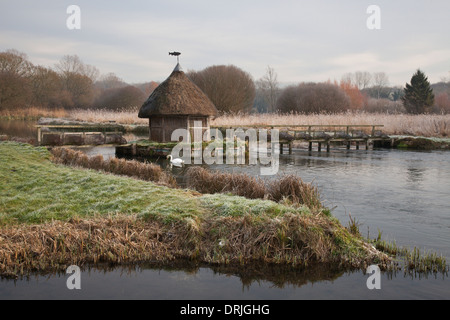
<box><xmin>1</xmin><ymin>120</ymin><xmax>449</xmax><ymax>300</ymax></box>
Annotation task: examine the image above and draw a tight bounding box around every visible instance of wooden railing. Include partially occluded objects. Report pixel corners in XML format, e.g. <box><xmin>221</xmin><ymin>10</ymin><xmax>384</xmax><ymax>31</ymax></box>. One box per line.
<box><xmin>212</xmin><ymin>124</ymin><xmax>388</xmax><ymax>152</ymax></box>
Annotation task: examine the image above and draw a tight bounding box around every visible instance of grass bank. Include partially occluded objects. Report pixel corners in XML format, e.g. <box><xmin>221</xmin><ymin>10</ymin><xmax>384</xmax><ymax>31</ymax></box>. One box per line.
<box><xmin>0</xmin><ymin>142</ymin><xmax>389</xmax><ymax>278</ymax></box>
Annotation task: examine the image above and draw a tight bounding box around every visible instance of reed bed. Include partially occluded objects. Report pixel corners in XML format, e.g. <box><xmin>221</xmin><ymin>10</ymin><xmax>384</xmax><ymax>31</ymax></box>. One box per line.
<box><xmin>67</xmin><ymin>108</ymin><xmax>147</xmax><ymax>125</ymax></box>
<box><xmin>62</xmin><ymin>109</ymin><xmax>450</xmax><ymax>137</ymax></box>
<box><xmin>186</xmin><ymin>167</ymin><xmax>322</xmax><ymax>210</ymax></box>
<box><xmin>50</xmin><ymin>147</ymin><xmax>177</xmax><ymax>188</ymax></box>
<box><xmin>0</xmin><ymin>214</ymin><xmax>177</xmax><ymax>278</ymax></box>
<box><xmin>0</xmin><ymin>107</ymin><xmax>68</xmax><ymax>120</ymax></box>
<box><xmin>212</xmin><ymin>112</ymin><xmax>450</xmax><ymax>138</ymax></box>
<box><xmin>373</xmin><ymin>239</ymin><xmax>448</xmax><ymax>276</ymax></box>
<box><xmin>0</xmin><ymin>209</ymin><xmax>388</xmax><ymax>279</ymax></box>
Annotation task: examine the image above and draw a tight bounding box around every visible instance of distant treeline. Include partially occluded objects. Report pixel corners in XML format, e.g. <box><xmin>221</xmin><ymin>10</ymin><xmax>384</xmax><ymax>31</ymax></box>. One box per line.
<box><xmin>1</xmin><ymin>49</ymin><xmax>450</xmax><ymax>115</ymax></box>
<box><xmin>0</xmin><ymin>49</ymin><xmax>157</xmax><ymax>112</ymax></box>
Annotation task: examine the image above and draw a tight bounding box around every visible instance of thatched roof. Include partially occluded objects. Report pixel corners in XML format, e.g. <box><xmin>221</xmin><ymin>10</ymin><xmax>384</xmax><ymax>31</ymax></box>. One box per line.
<box><xmin>138</xmin><ymin>63</ymin><xmax>218</xmax><ymax>118</ymax></box>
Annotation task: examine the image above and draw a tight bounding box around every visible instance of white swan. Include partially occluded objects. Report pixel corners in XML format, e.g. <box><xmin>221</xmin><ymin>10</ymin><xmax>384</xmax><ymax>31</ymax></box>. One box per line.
<box><xmin>167</xmin><ymin>154</ymin><xmax>184</xmax><ymax>167</ymax></box>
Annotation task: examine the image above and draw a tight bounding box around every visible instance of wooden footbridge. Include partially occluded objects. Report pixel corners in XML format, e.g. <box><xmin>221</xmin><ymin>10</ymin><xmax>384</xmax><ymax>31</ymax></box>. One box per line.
<box><xmin>36</xmin><ymin>124</ymin><xmax>126</xmax><ymax>146</ymax></box>
<box><xmin>36</xmin><ymin>122</ymin><xmax>392</xmax><ymax>156</ymax></box>
<box><xmin>213</xmin><ymin>124</ymin><xmax>391</xmax><ymax>153</ymax></box>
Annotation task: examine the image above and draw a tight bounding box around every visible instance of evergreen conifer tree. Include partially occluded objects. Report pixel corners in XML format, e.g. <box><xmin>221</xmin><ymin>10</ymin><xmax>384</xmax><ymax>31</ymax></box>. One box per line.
<box><xmin>402</xmin><ymin>69</ymin><xmax>435</xmax><ymax>114</ymax></box>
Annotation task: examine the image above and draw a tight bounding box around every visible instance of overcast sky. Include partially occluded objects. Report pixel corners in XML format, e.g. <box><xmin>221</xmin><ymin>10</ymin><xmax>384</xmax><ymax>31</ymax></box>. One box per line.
<box><xmin>1</xmin><ymin>0</ymin><xmax>449</xmax><ymax>86</ymax></box>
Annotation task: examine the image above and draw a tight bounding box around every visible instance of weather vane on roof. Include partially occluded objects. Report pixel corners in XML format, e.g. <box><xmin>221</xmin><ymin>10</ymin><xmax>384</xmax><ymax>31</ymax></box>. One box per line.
<box><xmin>169</xmin><ymin>51</ymin><xmax>181</xmax><ymax>63</ymax></box>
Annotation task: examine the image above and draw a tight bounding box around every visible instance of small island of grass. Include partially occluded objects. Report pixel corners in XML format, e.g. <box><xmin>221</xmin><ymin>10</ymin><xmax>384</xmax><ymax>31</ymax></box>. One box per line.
<box><xmin>1</xmin><ymin>141</ymin><xmax>446</xmax><ymax>280</ymax></box>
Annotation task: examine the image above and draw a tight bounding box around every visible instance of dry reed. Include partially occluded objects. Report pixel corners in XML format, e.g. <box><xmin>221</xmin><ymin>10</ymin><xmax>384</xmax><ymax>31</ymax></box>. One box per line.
<box><xmin>186</xmin><ymin>167</ymin><xmax>322</xmax><ymax>210</ymax></box>
<box><xmin>50</xmin><ymin>147</ymin><xmax>177</xmax><ymax>188</ymax></box>
<box><xmin>0</xmin><ymin>107</ymin><xmax>68</xmax><ymax>120</ymax></box>
<box><xmin>0</xmin><ymin>210</ymin><xmax>389</xmax><ymax>278</ymax></box>
<box><xmin>67</xmin><ymin>108</ymin><xmax>147</xmax><ymax>125</ymax></box>
<box><xmin>212</xmin><ymin>112</ymin><xmax>450</xmax><ymax>137</ymax></box>
<box><xmin>0</xmin><ymin>214</ymin><xmax>177</xmax><ymax>278</ymax></box>
<box><xmin>186</xmin><ymin>166</ymin><xmax>266</xmax><ymax>199</ymax></box>
<box><xmin>63</xmin><ymin>109</ymin><xmax>450</xmax><ymax>137</ymax></box>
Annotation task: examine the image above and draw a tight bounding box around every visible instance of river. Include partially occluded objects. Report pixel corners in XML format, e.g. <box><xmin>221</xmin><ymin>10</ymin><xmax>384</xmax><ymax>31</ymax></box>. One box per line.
<box><xmin>1</xmin><ymin>120</ymin><xmax>449</xmax><ymax>299</ymax></box>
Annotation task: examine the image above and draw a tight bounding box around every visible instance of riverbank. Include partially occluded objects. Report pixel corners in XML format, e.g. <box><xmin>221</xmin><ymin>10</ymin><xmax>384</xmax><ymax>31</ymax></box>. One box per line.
<box><xmin>0</xmin><ymin>141</ymin><xmax>392</xmax><ymax>279</ymax></box>
<box><xmin>392</xmin><ymin>136</ymin><xmax>450</xmax><ymax>150</ymax></box>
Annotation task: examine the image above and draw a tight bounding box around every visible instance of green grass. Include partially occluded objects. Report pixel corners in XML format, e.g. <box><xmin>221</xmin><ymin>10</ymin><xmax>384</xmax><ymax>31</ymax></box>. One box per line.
<box><xmin>0</xmin><ymin>141</ymin><xmax>202</xmax><ymax>225</ymax></box>
<box><xmin>200</xmin><ymin>193</ymin><xmax>312</xmax><ymax>218</ymax></box>
<box><xmin>1</xmin><ymin>141</ymin><xmax>319</xmax><ymax>226</ymax></box>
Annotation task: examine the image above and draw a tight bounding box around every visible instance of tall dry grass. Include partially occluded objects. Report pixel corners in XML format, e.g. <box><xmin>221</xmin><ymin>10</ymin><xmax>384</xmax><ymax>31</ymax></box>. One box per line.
<box><xmin>212</xmin><ymin>112</ymin><xmax>450</xmax><ymax>138</ymax></box>
<box><xmin>0</xmin><ymin>209</ymin><xmax>389</xmax><ymax>279</ymax></box>
<box><xmin>0</xmin><ymin>107</ymin><xmax>68</xmax><ymax>120</ymax></box>
<box><xmin>50</xmin><ymin>147</ymin><xmax>177</xmax><ymax>187</ymax></box>
<box><xmin>0</xmin><ymin>214</ymin><xmax>177</xmax><ymax>278</ymax></box>
<box><xmin>64</xmin><ymin>109</ymin><xmax>450</xmax><ymax>137</ymax></box>
<box><xmin>67</xmin><ymin>108</ymin><xmax>147</xmax><ymax>125</ymax></box>
<box><xmin>186</xmin><ymin>167</ymin><xmax>322</xmax><ymax>210</ymax></box>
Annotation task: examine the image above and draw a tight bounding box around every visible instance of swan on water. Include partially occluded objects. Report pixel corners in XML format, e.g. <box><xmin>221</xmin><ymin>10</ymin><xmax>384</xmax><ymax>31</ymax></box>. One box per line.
<box><xmin>167</xmin><ymin>154</ymin><xmax>184</xmax><ymax>166</ymax></box>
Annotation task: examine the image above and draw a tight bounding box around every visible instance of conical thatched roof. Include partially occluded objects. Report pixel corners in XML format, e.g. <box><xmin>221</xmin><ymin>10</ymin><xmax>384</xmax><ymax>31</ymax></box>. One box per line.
<box><xmin>138</xmin><ymin>63</ymin><xmax>218</xmax><ymax>118</ymax></box>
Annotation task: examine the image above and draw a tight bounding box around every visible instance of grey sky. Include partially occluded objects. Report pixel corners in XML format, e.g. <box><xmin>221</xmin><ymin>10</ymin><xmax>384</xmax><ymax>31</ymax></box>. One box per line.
<box><xmin>1</xmin><ymin>0</ymin><xmax>449</xmax><ymax>86</ymax></box>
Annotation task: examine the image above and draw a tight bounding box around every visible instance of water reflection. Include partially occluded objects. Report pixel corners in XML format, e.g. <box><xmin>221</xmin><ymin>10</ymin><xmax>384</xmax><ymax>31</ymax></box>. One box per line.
<box><xmin>406</xmin><ymin>166</ymin><xmax>426</xmax><ymax>184</ymax></box>
<box><xmin>0</xmin><ymin>119</ymin><xmax>37</xmax><ymax>138</ymax></box>
<box><xmin>1</xmin><ymin>260</ymin><xmax>449</xmax><ymax>300</ymax></box>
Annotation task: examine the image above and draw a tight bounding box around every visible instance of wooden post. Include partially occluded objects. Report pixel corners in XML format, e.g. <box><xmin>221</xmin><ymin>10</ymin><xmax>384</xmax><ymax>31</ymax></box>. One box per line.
<box><xmin>309</xmin><ymin>142</ymin><xmax>312</xmax><ymax>151</ymax></box>
<box><xmin>327</xmin><ymin>142</ymin><xmax>330</xmax><ymax>152</ymax></box>
<box><xmin>356</xmin><ymin>141</ymin><xmax>359</xmax><ymax>150</ymax></box>
<box><xmin>347</xmin><ymin>141</ymin><xmax>351</xmax><ymax>150</ymax></box>
<box><xmin>318</xmin><ymin>142</ymin><xmax>322</xmax><ymax>152</ymax></box>
<box><xmin>37</xmin><ymin>126</ymin><xmax>41</xmax><ymax>146</ymax></box>
<box><xmin>288</xmin><ymin>142</ymin><xmax>292</xmax><ymax>154</ymax></box>
<box><xmin>280</xmin><ymin>143</ymin><xmax>284</xmax><ymax>154</ymax></box>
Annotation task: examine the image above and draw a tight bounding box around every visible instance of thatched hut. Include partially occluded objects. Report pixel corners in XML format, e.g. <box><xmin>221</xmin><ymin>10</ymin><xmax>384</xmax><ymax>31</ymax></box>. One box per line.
<box><xmin>138</xmin><ymin>63</ymin><xmax>218</xmax><ymax>143</ymax></box>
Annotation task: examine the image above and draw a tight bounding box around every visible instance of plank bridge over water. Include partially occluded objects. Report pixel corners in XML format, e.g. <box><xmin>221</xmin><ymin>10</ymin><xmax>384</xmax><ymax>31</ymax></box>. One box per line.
<box><xmin>36</xmin><ymin>123</ymin><xmax>392</xmax><ymax>155</ymax></box>
<box><xmin>36</xmin><ymin>124</ymin><xmax>126</xmax><ymax>146</ymax></box>
<box><xmin>213</xmin><ymin>124</ymin><xmax>390</xmax><ymax>153</ymax></box>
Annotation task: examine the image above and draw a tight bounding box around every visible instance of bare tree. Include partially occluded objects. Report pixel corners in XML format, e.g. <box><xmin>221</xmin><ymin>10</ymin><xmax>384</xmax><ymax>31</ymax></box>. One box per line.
<box><xmin>96</xmin><ymin>72</ymin><xmax>126</xmax><ymax>90</ymax></box>
<box><xmin>354</xmin><ymin>71</ymin><xmax>372</xmax><ymax>89</ymax></box>
<box><xmin>277</xmin><ymin>82</ymin><xmax>350</xmax><ymax>114</ymax></box>
<box><xmin>55</xmin><ymin>55</ymin><xmax>84</xmax><ymax>75</ymax></box>
<box><xmin>187</xmin><ymin>65</ymin><xmax>256</xmax><ymax>113</ymax></box>
<box><xmin>29</xmin><ymin>65</ymin><xmax>63</xmax><ymax>108</ymax></box>
<box><xmin>0</xmin><ymin>49</ymin><xmax>33</xmax><ymax>110</ymax></box>
<box><xmin>0</xmin><ymin>49</ymin><xmax>33</xmax><ymax>77</ymax></box>
<box><xmin>93</xmin><ymin>85</ymin><xmax>146</xmax><ymax>110</ymax></box>
<box><xmin>256</xmin><ymin>66</ymin><xmax>280</xmax><ymax>113</ymax></box>
<box><xmin>372</xmin><ymin>72</ymin><xmax>389</xmax><ymax>99</ymax></box>
<box><xmin>55</xmin><ymin>55</ymin><xmax>98</xmax><ymax>108</ymax></box>
<box><xmin>55</xmin><ymin>54</ymin><xmax>99</xmax><ymax>81</ymax></box>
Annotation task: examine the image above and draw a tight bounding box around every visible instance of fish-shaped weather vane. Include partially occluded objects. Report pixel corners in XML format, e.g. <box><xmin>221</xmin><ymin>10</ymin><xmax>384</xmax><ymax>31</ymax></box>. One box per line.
<box><xmin>169</xmin><ymin>51</ymin><xmax>181</xmax><ymax>63</ymax></box>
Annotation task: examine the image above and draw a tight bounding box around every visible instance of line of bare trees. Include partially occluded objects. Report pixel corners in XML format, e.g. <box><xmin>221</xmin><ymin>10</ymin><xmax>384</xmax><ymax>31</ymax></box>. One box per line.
<box><xmin>0</xmin><ymin>49</ymin><xmax>153</xmax><ymax>112</ymax></box>
<box><xmin>1</xmin><ymin>48</ymin><xmax>449</xmax><ymax>114</ymax></box>
<box><xmin>254</xmin><ymin>68</ymin><xmax>450</xmax><ymax>114</ymax></box>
